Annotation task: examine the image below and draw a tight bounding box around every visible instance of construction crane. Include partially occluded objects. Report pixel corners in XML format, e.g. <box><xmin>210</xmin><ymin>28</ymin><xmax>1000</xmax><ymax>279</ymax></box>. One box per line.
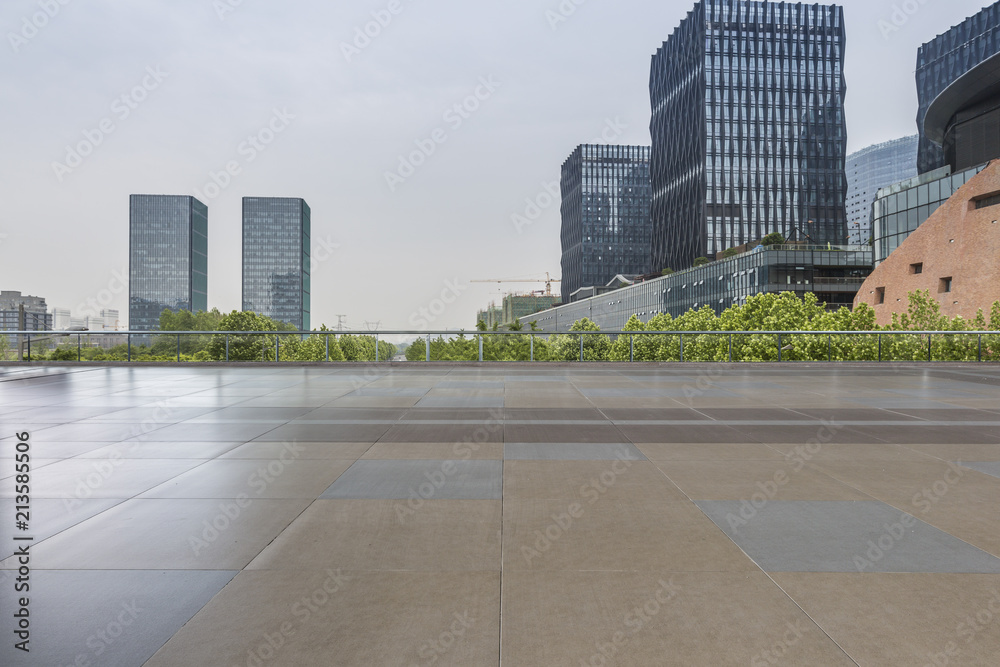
<box><xmin>471</xmin><ymin>272</ymin><xmax>561</xmax><ymax>296</ymax></box>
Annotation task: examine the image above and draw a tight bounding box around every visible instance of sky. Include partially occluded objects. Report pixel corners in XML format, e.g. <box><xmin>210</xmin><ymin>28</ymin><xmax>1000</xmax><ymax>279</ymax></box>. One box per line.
<box><xmin>0</xmin><ymin>0</ymin><xmax>990</xmax><ymax>333</ymax></box>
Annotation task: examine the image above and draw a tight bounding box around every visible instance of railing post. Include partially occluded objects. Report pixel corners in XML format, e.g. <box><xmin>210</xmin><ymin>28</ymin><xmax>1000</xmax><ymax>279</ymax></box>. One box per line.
<box><xmin>325</xmin><ymin>334</ymin><xmax>329</xmax><ymax>362</ymax></box>
<box><xmin>928</xmin><ymin>334</ymin><xmax>932</xmax><ymax>362</ymax></box>
<box><xmin>275</xmin><ymin>335</ymin><xmax>280</xmax><ymax>362</ymax></box>
<box><xmin>728</xmin><ymin>333</ymin><xmax>732</xmax><ymax>363</ymax></box>
<box><xmin>630</xmin><ymin>334</ymin><xmax>634</xmax><ymax>362</ymax></box>
<box><xmin>679</xmin><ymin>334</ymin><xmax>683</xmax><ymax>362</ymax></box>
<box><xmin>27</xmin><ymin>336</ymin><xmax>30</xmax><ymax>362</ymax></box>
<box><xmin>827</xmin><ymin>334</ymin><xmax>831</xmax><ymax>362</ymax></box>
<box><xmin>979</xmin><ymin>333</ymin><xmax>982</xmax><ymax>362</ymax></box>
<box><xmin>375</xmin><ymin>334</ymin><xmax>380</xmax><ymax>362</ymax></box>
<box><xmin>127</xmin><ymin>333</ymin><xmax>131</xmax><ymax>362</ymax></box>
<box><xmin>478</xmin><ymin>334</ymin><xmax>483</xmax><ymax>362</ymax></box>
<box><xmin>425</xmin><ymin>334</ymin><xmax>430</xmax><ymax>362</ymax></box>
<box><xmin>530</xmin><ymin>334</ymin><xmax>534</xmax><ymax>362</ymax></box>
<box><xmin>263</xmin><ymin>334</ymin><xmax>266</xmax><ymax>362</ymax></box>
<box><xmin>878</xmin><ymin>333</ymin><xmax>882</xmax><ymax>362</ymax></box>
<box><xmin>579</xmin><ymin>334</ymin><xmax>584</xmax><ymax>361</ymax></box>
<box><xmin>78</xmin><ymin>333</ymin><xmax>82</xmax><ymax>361</ymax></box>
<box><xmin>177</xmin><ymin>333</ymin><xmax>181</xmax><ymax>362</ymax></box>
<box><xmin>225</xmin><ymin>334</ymin><xmax>229</xmax><ymax>362</ymax></box>
<box><xmin>777</xmin><ymin>334</ymin><xmax>782</xmax><ymax>362</ymax></box>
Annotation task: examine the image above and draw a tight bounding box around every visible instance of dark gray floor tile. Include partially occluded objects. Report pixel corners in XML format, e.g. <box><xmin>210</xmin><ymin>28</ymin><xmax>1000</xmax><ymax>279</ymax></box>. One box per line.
<box><xmin>380</xmin><ymin>423</ymin><xmax>503</xmax><ymax>443</ymax></box>
<box><xmin>320</xmin><ymin>460</ymin><xmax>502</xmax><ymax>499</ymax></box>
<box><xmin>0</xmin><ymin>569</ymin><xmax>236</xmax><ymax>667</ymax></box>
<box><xmin>696</xmin><ymin>500</ymin><xmax>1000</xmax><ymax>573</ymax></box>
<box><xmin>503</xmin><ymin>423</ymin><xmax>627</xmax><ymax>443</ymax></box>
<box><xmin>616</xmin><ymin>423</ymin><xmax>758</xmax><ymax>443</ymax></box>
<box><xmin>262</xmin><ymin>423</ymin><xmax>393</xmax><ymax>442</ymax></box>
<box><xmin>957</xmin><ymin>461</ymin><xmax>1000</xmax><ymax>479</ymax></box>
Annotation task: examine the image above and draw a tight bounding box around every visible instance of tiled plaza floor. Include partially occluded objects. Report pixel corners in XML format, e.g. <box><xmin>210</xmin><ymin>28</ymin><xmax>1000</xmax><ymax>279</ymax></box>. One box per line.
<box><xmin>2</xmin><ymin>363</ymin><xmax>1000</xmax><ymax>665</ymax></box>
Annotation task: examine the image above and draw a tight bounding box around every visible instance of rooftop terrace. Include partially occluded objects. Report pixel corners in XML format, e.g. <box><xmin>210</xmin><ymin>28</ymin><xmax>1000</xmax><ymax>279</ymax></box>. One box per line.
<box><xmin>2</xmin><ymin>363</ymin><xmax>1000</xmax><ymax>665</ymax></box>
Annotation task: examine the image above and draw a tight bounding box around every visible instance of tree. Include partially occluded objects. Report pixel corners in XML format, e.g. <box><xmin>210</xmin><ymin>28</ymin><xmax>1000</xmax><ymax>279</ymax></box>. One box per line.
<box><xmin>693</xmin><ymin>257</ymin><xmax>710</xmax><ymax>267</ymax></box>
<box><xmin>722</xmin><ymin>247</ymin><xmax>739</xmax><ymax>258</ymax></box>
<box><xmin>661</xmin><ymin>268</ymin><xmax>674</xmax><ymax>275</ymax></box>
<box><xmin>207</xmin><ymin>311</ymin><xmax>279</xmax><ymax>361</ymax></box>
<box><xmin>760</xmin><ymin>232</ymin><xmax>785</xmax><ymax>246</ymax></box>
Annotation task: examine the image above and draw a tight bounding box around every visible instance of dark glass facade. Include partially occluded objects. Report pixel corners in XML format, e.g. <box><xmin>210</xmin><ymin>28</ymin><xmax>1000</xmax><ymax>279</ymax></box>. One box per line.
<box><xmin>916</xmin><ymin>2</ymin><xmax>1000</xmax><ymax>175</ymax></box>
<box><xmin>871</xmin><ymin>164</ymin><xmax>985</xmax><ymax>265</ymax></box>
<box><xmin>649</xmin><ymin>0</ymin><xmax>847</xmax><ymax>273</ymax></box>
<box><xmin>525</xmin><ymin>246</ymin><xmax>872</xmax><ymax>332</ymax></box>
<box><xmin>129</xmin><ymin>195</ymin><xmax>208</xmax><ymax>331</ymax></box>
<box><xmin>560</xmin><ymin>144</ymin><xmax>652</xmax><ymax>300</ymax></box>
<box><xmin>242</xmin><ymin>197</ymin><xmax>311</xmax><ymax>331</ymax></box>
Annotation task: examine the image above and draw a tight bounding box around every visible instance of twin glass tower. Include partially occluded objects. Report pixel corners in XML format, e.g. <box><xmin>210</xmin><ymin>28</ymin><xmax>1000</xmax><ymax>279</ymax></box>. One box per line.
<box><xmin>129</xmin><ymin>195</ymin><xmax>310</xmax><ymax>331</ymax></box>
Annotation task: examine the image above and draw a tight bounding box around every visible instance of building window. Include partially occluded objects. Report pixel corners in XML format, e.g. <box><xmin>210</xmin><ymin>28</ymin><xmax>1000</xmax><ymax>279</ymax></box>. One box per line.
<box><xmin>909</xmin><ymin>263</ymin><xmax>923</xmax><ymax>275</ymax></box>
<box><xmin>940</xmin><ymin>277</ymin><xmax>952</xmax><ymax>293</ymax></box>
<box><xmin>974</xmin><ymin>192</ymin><xmax>1000</xmax><ymax>209</ymax></box>
<box><xmin>875</xmin><ymin>287</ymin><xmax>885</xmax><ymax>305</ymax></box>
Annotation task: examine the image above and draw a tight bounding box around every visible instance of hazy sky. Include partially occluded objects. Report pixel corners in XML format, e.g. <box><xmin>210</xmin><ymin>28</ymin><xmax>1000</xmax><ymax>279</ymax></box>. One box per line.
<box><xmin>0</xmin><ymin>0</ymin><xmax>988</xmax><ymax>332</ymax></box>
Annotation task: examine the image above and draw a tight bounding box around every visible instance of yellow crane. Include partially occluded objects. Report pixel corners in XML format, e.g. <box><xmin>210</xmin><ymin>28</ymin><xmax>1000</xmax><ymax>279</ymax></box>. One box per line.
<box><xmin>471</xmin><ymin>272</ymin><xmax>561</xmax><ymax>296</ymax></box>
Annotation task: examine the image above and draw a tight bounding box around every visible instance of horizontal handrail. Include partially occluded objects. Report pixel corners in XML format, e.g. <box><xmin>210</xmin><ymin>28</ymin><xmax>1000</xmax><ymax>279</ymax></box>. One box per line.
<box><xmin>4</xmin><ymin>330</ymin><xmax>999</xmax><ymax>336</ymax></box>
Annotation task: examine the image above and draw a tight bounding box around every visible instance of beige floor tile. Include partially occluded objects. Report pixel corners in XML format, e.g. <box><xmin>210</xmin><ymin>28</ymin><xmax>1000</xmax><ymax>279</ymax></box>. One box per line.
<box><xmin>764</xmin><ymin>442</ymin><xmax>938</xmax><ymax>462</ymax></box>
<box><xmin>585</xmin><ymin>398</ymin><xmax>687</xmax><ymax>409</ymax></box>
<box><xmin>219</xmin><ymin>441</ymin><xmax>374</xmax><ymax>459</ymax></box>
<box><xmin>504</xmin><ymin>396</ymin><xmax>594</xmax><ymax>408</ymax></box>
<box><xmin>900</xmin><ymin>443</ymin><xmax>1000</xmax><ymax>461</ymax></box>
<box><xmin>139</xmin><ymin>459</ymin><xmax>355</xmax><ymax>499</ymax></box>
<box><xmin>502</xmin><ymin>570</ymin><xmax>855</xmax><ymax>666</ymax></box>
<box><xmin>361</xmin><ymin>442</ymin><xmax>502</xmax><ymax>460</ymax></box>
<box><xmin>0</xmin><ymin>497</ymin><xmax>311</xmax><ymax>569</ymax></box>
<box><xmin>247</xmin><ymin>499</ymin><xmax>501</xmax><ymax>572</ymax></box>
<box><xmin>773</xmin><ymin>572</ymin><xmax>1000</xmax><ymax>667</ymax></box>
<box><xmin>654</xmin><ymin>460</ymin><xmax>873</xmax><ymax>500</ymax></box>
<box><xmin>144</xmin><ymin>570</ymin><xmax>500</xmax><ymax>667</ymax></box>
<box><xmin>503</xmin><ymin>460</ymin><xmax>686</xmax><ymax>501</ymax></box>
<box><xmin>636</xmin><ymin>443</ymin><xmax>785</xmax><ymax>461</ymax></box>
<box><xmin>502</xmin><ymin>499</ymin><xmax>755</xmax><ymax>572</ymax></box>
<box><xmin>326</xmin><ymin>396</ymin><xmax>421</xmax><ymax>407</ymax></box>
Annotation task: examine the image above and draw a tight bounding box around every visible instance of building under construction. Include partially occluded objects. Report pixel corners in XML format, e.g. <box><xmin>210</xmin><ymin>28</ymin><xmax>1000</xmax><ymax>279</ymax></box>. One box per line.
<box><xmin>476</xmin><ymin>293</ymin><xmax>561</xmax><ymax>329</ymax></box>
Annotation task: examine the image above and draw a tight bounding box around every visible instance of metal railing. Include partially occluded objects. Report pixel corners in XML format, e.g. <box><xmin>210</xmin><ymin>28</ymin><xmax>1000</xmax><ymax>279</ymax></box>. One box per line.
<box><xmin>2</xmin><ymin>329</ymin><xmax>1000</xmax><ymax>363</ymax></box>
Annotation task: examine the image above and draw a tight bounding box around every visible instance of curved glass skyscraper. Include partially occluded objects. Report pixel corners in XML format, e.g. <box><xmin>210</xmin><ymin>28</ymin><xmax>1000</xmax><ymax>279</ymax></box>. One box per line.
<box><xmin>649</xmin><ymin>0</ymin><xmax>848</xmax><ymax>273</ymax></box>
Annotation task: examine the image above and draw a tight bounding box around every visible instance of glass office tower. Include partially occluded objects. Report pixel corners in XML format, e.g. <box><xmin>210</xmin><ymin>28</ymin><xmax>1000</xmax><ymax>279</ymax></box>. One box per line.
<box><xmin>129</xmin><ymin>195</ymin><xmax>208</xmax><ymax>331</ymax></box>
<box><xmin>845</xmin><ymin>135</ymin><xmax>918</xmax><ymax>245</ymax></box>
<box><xmin>242</xmin><ymin>197</ymin><xmax>311</xmax><ymax>331</ymax></box>
<box><xmin>560</xmin><ymin>144</ymin><xmax>652</xmax><ymax>300</ymax></box>
<box><xmin>649</xmin><ymin>0</ymin><xmax>848</xmax><ymax>273</ymax></box>
<box><xmin>916</xmin><ymin>1</ymin><xmax>1000</xmax><ymax>175</ymax></box>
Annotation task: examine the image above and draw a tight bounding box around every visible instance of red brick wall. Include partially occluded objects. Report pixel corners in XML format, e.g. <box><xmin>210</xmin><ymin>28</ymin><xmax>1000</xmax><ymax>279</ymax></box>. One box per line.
<box><xmin>854</xmin><ymin>161</ymin><xmax>1000</xmax><ymax>326</ymax></box>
